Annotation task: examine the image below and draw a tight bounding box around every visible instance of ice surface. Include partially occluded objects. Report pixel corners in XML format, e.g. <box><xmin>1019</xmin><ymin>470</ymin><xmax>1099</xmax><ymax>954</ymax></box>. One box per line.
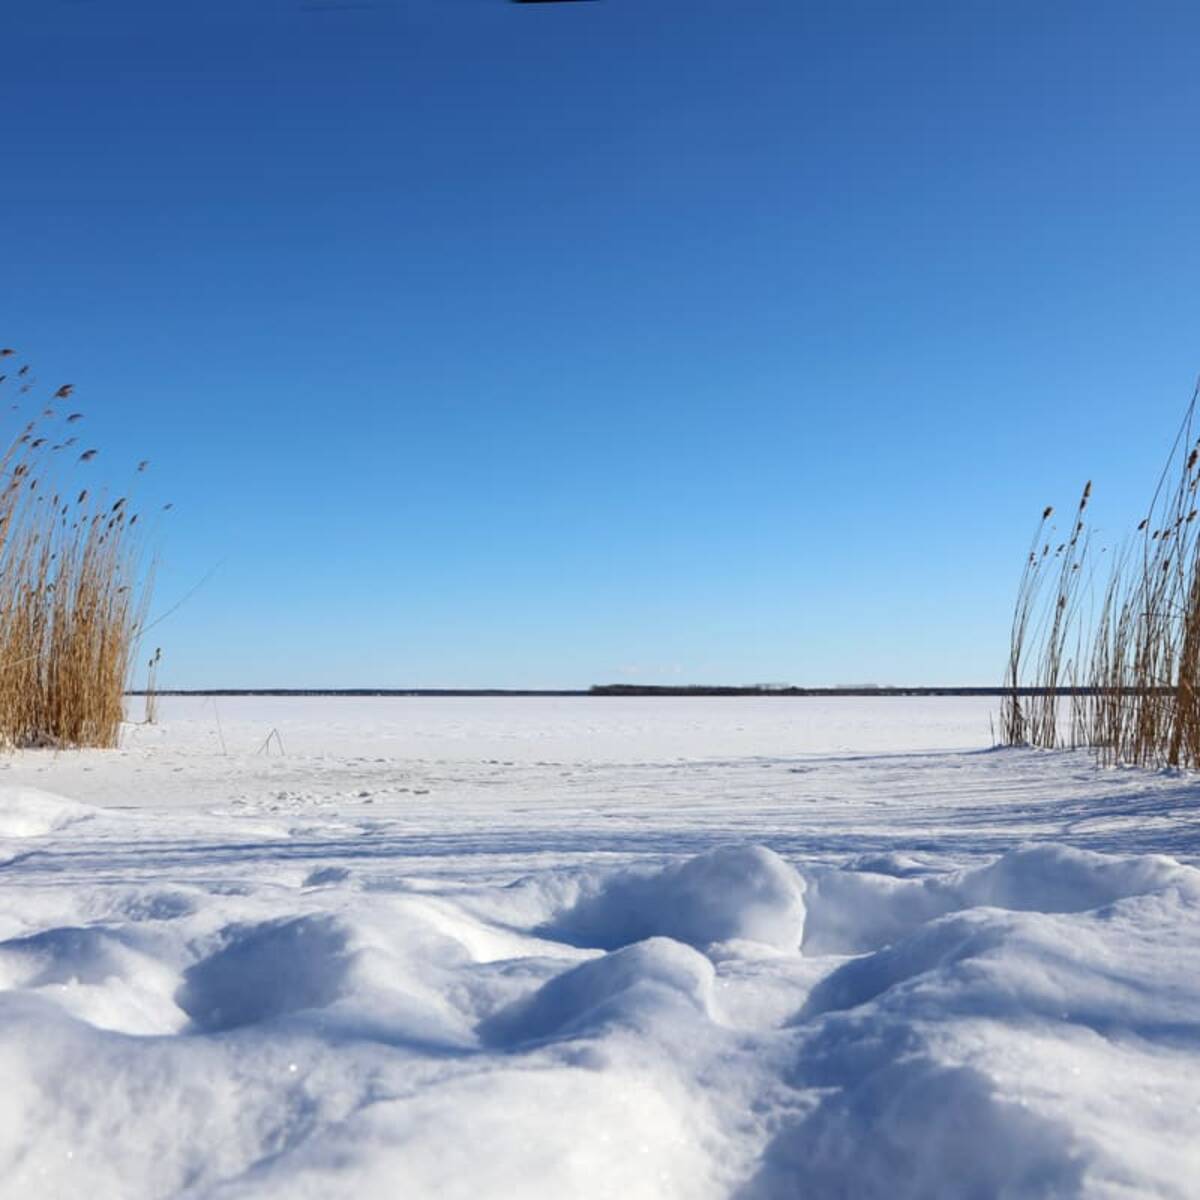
<box><xmin>0</xmin><ymin>696</ymin><xmax>1195</xmax><ymax>1198</ymax></box>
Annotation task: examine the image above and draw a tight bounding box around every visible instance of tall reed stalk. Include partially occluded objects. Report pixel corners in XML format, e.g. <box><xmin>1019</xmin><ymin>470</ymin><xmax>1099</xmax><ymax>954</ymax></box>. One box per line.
<box><xmin>145</xmin><ymin>646</ymin><xmax>162</xmax><ymax>725</ymax></box>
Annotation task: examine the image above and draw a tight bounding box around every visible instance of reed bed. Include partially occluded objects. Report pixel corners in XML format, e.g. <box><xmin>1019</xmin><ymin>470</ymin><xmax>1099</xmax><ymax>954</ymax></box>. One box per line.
<box><xmin>1002</xmin><ymin>383</ymin><xmax>1200</xmax><ymax>767</ymax></box>
<box><xmin>0</xmin><ymin>350</ymin><xmax>151</xmax><ymax>748</ymax></box>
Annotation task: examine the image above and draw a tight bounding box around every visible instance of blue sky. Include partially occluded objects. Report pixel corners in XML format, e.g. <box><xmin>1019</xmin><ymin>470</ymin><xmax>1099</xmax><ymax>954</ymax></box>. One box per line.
<box><xmin>5</xmin><ymin>0</ymin><xmax>1200</xmax><ymax>687</ymax></box>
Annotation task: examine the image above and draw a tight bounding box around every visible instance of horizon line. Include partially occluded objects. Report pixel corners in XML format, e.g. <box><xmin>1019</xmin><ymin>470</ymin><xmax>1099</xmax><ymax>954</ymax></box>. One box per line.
<box><xmin>126</xmin><ymin>685</ymin><xmax>1079</xmax><ymax>698</ymax></box>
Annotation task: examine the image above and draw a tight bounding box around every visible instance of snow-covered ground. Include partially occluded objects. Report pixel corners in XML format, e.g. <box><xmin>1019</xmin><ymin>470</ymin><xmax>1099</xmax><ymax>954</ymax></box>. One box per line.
<box><xmin>0</xmin><ymin>696</ymin><xmax>1196</xmax><ymax>1198</ymax></box>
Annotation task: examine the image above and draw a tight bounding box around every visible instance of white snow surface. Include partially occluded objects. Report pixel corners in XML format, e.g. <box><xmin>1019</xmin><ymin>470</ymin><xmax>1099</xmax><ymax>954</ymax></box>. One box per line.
<box><xmin>0</xmin><ymin>695</ymin><xmax>1196</xmax><ymax>1198</ymax></box>
<box><xmin>0</xmin><ymin>785</ymin><xmax>97</xmax><ymax>839</ymax></box>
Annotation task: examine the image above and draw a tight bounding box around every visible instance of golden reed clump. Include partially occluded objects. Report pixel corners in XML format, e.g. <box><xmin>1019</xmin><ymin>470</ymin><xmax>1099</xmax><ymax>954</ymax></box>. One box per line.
<box><xmin>1002</xmin><ymin>380</ymin><xmax>1200</xmax><ymax>767</ymax></box>
<box><xmin>0</xmin><ymin>349</ymin><xmax>152</xmax><ymax>748</ymax></box>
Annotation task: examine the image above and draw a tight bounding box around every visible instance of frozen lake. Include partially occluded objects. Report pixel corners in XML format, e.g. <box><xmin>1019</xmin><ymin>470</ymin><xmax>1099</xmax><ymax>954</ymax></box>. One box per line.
<box><xmin>0</xmin><ymin>697</ymin><xmax>1196</xmax><ymax>1198</ymax></box>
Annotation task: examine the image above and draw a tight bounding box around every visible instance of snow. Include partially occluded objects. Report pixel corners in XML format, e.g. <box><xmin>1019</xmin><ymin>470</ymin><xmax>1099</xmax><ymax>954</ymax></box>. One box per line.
<box><xmin>0</xmin><ymin>785</ymin><xmax>96</xmax><ymax>839</ymax></box>
<box><xmin>0</xmin><ymin>695</ymin><xmax>1196</xmax><ymax>1198</ymax></box>
<box><xmin>539</xmin><ymin>843</ymin><xmax>807</xmax><ymax>951</ymax></box>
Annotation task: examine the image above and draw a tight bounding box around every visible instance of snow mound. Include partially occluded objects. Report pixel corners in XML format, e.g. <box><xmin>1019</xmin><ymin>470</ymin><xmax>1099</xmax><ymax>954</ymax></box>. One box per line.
<box><xmin>803</xmin><ymin>842</ymin><xmax>1200</xmax><ymax>954</ymax></box>
<box><xmin>779</xmin><ymin>856</ymin><xmax>1200</xmax><ymax>1198</ymax></box>
<box><xmin>0</xmin><ymin>926</ymin><xmax>141</xmax><ymax>990</ymax></box>
<box><xmin>0</xmin><ymin>925</ymin><xmax>183</xmax><ymax>1035</ymax></box>
<box><xmin>544</xmin><ymin>844</ymin><xmax>807</xmax><ymax>952</ymax></box>
<box><xmin>957</xmin><ymin>843</ymin><xmax>1199</xmax><ymax>912</ymax></box>
<box><xmin>751</xmin><ymin>1040</ymin><xmax>1084</xmax><ymax>1199</ymax></box>
<box><xmin>480</xmin><ymin>937</ymin><xmax>714</xmax><ymax>1046</ymax></box>
<box><xmin>177</xmin><ymin>914</ymin><xmax>358</xmax><ymax>1032</ymax></box>
<box><xmin>800</xmin><ymin>908</ymin><xmax>1013</xmax><ymax>1018</ymax></box>
<box><xmin>0</xmin><ymin>787</ymin><xmax>95</xmax><ymax>838</ymax></box>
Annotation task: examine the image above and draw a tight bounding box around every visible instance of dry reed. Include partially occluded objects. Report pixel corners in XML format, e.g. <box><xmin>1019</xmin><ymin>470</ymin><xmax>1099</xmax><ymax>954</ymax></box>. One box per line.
<box><xmin>0</xmin><ymin>354</ymin><xmax>152</xmax><ymax>748</ymax></box>
<box><xmin>1002</xmin><ymin>382</ymin><xmax>1200</xmax><ymax>767</ymax></box>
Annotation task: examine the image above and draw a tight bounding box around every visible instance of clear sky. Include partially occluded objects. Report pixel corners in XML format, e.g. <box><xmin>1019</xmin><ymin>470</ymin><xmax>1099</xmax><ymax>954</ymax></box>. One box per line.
<box><xmin>5</xmin><ymin>0</ymin><xmax>1200</xmax><ymax>688</ymax></box>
